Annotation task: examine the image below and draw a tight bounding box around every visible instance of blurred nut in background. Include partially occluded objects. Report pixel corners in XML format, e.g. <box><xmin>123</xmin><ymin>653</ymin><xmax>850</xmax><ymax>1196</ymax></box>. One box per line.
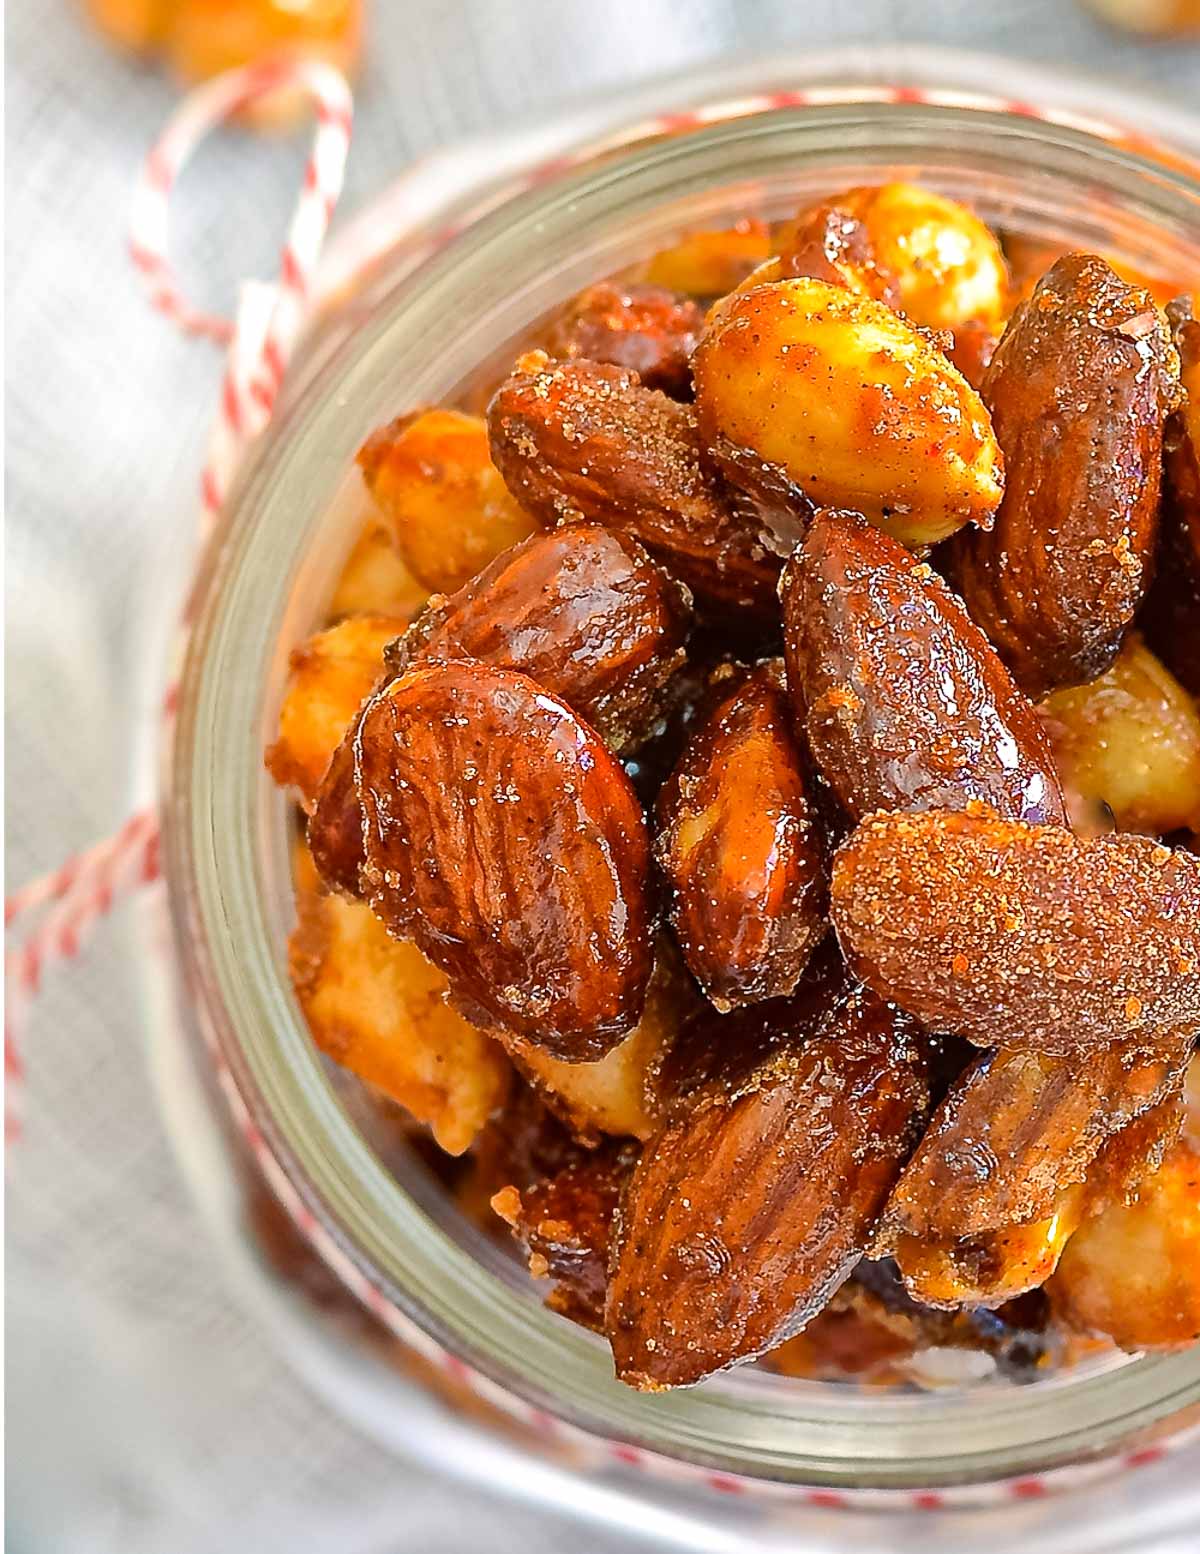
<box><xmin>1082</xmin><ymin>0</ymin><xmax>1200</xmax><ymax>33</ymax></box>
<box><xmin>85</xmin><ymin>0</ymin><xmax>362</xmax><ymax>119</ymax></box>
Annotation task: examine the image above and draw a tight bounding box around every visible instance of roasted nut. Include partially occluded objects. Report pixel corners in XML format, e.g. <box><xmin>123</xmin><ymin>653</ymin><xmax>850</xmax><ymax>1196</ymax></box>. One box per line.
<box><xmin>831</xmin><ymin>807</ymin><xmax>1200</xmax><ymax>1053</ymax></box>
<box><xmin>357</xmin><ymin>662</ymin><xmax>653</xmax><ymax>1060</ymax></box>
<box><xmin>358</xmin><ymin>408</ymin><xmax>538</xmax><ymax>595</ymax></box>
<box><xmin>329</xmin><ymin>518</ymin><xmax>430</xmax><ymax>621</ymax></box>
<box><xmin>655</xmin><ymin>663</ymin><xmax>827</xmax><ymax>1008</ymax></box>
<box><xmin>782</xmin><ymin>510</ymin><xmax>1066</xmax><ymax>824</ymax></box>
<box><xmin>1049</xmin><ymin>1057</ymin><xmax>1200</xmax><ymax>1350</ymax></box>
<box><xmin>507</xmin><ymin>944</ymin><xmax>701</xmax><ymax>1142</ymax></box>
<box><xmin>693</xmin><ymin>278</ymin><xmax>1004</xmax><ymax>547</ymax></box>
<box><xmin>953</xmin><ymin>254</ymin><xmax>1181</xmax><ymax>698</ymax></box>
<box><xmin>780</xmin><ymin>183</ymin><xmax>1008</xmax><ymax>329</ymax></box>
<box><xmin>387</xmin><ymin>522</ymin><xmax>692</xmax><ymax>751</ymax></box>
<box><xmin>605</xmin><ymin>982</ymin><xmax>931</xmax><ymax>1389</ymax></box>
<box><xmin>885</xmin><ymin>1038</ymin><xmax>1191</xmax><ymax>1241</ymax></box>
<box><xmin>487</xmin><ymin>355</ymin><xmax>782</xmax><ymax>613</ymax></box>
<box><xmin>642</xmin><ymin>219</ymin><xmax>773</xmax><ymax>298</ymax></box>
<box><xmin>492</xmin><ymin>1140</ymin><xmax>638</xmax><ymax>1329</ymax></box>
<box><xmin>544</xmin><ymin>281</ymin><xmax>704</xmax><ymax>397</ymax></box>
<box><xmin>307</xmin><ymin>735</ymin><xmax>366</xmax><ymax>898</ymax></box>
<box><xmin>948</xmin><ymin>320</ymin><xmax>999</xmax><ymax>390</ymax></box>
<box><xmin>309</xmin><ymin>522</ymin><xmax>691</xmax><ymax>898</ymax></box>
<box><xmin>1040</xmin><ymin>633</ymin><xmax>1200</xmax><ymax>835</ymax></box>
<box><xmin>265</xmin><ymin>615</ymin><xmax>402</xmax><ymax>805</ymax></box>
<box><xmin>893</xmin><ymin>1203</ymin><xmax>1084</xmax><ymax>1310</ymax></box>
<box><xmin>775</xmin><ymin>199</ymin><xmax>900</xmax><ymax>305</ymax></box>
<box><xmin>1143</xmin><ymin>297</ymin><xmax>1200</xmax><ymax>695</ymax></box>
<box><xmin>288</xmin><ymin>873</ymin><xmax>509</xmax><ymax>1155</ymax></box>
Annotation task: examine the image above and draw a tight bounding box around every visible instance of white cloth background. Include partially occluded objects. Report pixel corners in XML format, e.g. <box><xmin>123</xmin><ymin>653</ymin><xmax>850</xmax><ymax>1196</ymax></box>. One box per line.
<box><xmin>6</xmin><ymin>3</ymin><xmax>1200</xmax><ymax>1551</ymax></box>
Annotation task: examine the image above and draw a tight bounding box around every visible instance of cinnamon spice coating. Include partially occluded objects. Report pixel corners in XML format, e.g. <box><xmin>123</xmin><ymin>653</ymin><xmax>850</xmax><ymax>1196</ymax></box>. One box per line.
<box><xmin>831</xmin><ymin>807</ymin><xmax>1200</xmax><ymax>1053</ymax></box>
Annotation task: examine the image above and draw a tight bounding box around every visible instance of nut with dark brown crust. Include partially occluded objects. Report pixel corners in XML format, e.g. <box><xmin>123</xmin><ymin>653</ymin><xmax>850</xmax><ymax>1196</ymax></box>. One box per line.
<box><xmin>831</xmin><ymin>806</ymin><xmax>1200</xmax><ymax>1053</ymax></box>
<box><xmin>386</xmin><ymin>521</ymin><xmax>693</xmax><ymax>753</ymax></box>
<box><xmin>486</xmin><ymin>355</ymin><xmax>782</xmax><ymax>613</ymax></box>
<box><xmin>605</xmin><ymin>981</ymin><xmax>931</xmax><ymax>1389</ymax></box>
<box><xmin>953</xmin><ymin>254</ymin><xmax>1181</xmax><ymax>698</ymax></box>
<box><xmin>543</xmin><ymin>281</ymin><xmax>704</xmax><ymax>398</ymax></box>
<box><xmin>884</xmin><ymin>1037</ymin><xmax>1191</xmax><ymax>1242</ymax></box>
<box><xmin>1143</xmin><ymin>296</ymin><xmax>1200</xmax><ymax>695</ymax></box>
<box><xmin>356</xmin><ymin>662</ymin><xmax>653</xmax><ymax>1061</ymax></box>
<box><xmin>655</xmin><ymin>662</ymin><xmax>827</xmax><ymax>1009</ymax></box>
<box><xmin>781</xmin><ymin>509</ymin><xmax>1066</xmax><ymax>825</ymax></box>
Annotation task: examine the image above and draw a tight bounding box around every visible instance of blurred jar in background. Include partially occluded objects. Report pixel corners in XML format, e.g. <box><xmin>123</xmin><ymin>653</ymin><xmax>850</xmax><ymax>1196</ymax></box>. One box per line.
<box><xmin>84</xmin><ymin>0</ymin><xmax>362</xmax><ymax>112</ymax></box>
<box><xmin>1082</xmin><ymin>0</ymin><xmax>1200</xmax><ymax>32</ymax></box>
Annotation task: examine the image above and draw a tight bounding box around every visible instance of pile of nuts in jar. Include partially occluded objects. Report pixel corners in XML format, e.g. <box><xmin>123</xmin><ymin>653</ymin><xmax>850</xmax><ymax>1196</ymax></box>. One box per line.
<box><xmin>267</xmin><ymin>180</ymin><xmax>1200</xmax><ymax>1391</ymax></box>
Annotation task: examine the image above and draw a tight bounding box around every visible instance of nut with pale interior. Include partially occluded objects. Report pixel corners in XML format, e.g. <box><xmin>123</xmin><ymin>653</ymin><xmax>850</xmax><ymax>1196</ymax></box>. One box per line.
<box><xmin>358</xmin><ymin>408</ymin><xmax>538</xmax><ymax>595</ymax></box>
<box><xmin>1040</xmin><ymin>633</ymin><xmax>1200</xmax><ymax>836</ymax></box>
<box><xmin>693</xmin><ymin>277</ymin><xmax>1004</xmax><ymax>547</ymax></box>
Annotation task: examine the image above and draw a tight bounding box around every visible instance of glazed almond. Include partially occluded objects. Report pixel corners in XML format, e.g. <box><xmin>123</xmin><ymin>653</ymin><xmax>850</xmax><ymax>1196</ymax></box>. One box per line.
<box><xmin>387</xmin><ymin>522</ymin><xmax>692</xmax><ymax>752</ymax></box>
<box><xmin>831</xmin><ymin>808</ymin><xmax>1200</xmax><ymax>1053</ymax></box>
<box><xmin>655</xmin><ymin>663</ymin><xmax>827</xmax><ymax>1009</ymax></box>
<box><xmin>954</xmin><ymin>254</ymin><xmax>1180</xmax><ymax>697</ymax></box>
<box><xmin>782</xmin><ymin>510</ymin><xmax>1066</xmax><ymax>824</ymax></box>
<box><xmin>309</xmin><ymin>522</ymin><xmax>692</xmax><ymax>897</ymax></box>
<box><xmin>544</xmin><ymin>281</ymin><xmax>703</xmax><ymax>398</ymax></box>
<box><xmin>487</xmin><ymin>356</ymin><xmax>781</xmax><ymax>613</ymax></box>
<box><xmin>885</xmin><ymin>1038</ymin><xmax>1191</xmax><ymax>1241</ymax></box>
<box><xmin>693</xmin><ymin>277</ymin><xmax>1004</xmax><ymax>547</ymax></box>
<box><xmin>357</xmin><ymin>662</ymin><xmax>653</xmax><ymax>1061</ymax></box>
<box><xmin>605</xmin><ymin>983</ymin><xmax>930</xmax><ymax>1389</ymax></box>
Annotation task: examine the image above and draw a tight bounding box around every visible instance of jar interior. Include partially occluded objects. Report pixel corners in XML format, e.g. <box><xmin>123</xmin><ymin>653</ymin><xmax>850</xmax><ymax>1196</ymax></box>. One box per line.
<box><xmin>176</xmin><ymin>103</ymin><xmax>1200</xmax><ymax>1487</ymax></box>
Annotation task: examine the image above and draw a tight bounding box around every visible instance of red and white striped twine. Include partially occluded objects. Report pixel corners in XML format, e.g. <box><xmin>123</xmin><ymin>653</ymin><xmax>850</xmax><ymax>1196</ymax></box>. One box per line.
<box><xmin>5</xmin><ymin>54</ymin><xmax>352</xmax><ymax>1141</ymax></box>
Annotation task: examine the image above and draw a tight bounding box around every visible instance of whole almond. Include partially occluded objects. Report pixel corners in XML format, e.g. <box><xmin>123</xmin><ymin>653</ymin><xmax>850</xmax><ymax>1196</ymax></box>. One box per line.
<box><xmin>885</xmin><ymin>1036</ymin><xmax>1191</xmax><ymax>1241</ymax></box>
<box><xmin>308</xmin><ymin>522</ymin><xmax>692</xmax><ymax>898</ymax></box>
<box><xmin>487</xmin><ymin>355</ymin><xmax>782</xmax><ymax>613</ymax></box>
<box><xmin>605</xmin><ymin>981</ymin><xmax>930</xmax><ymax>1389</ymax></box>
<box><xmin>831</xmin><ymin>806</ymin><xmax>1200</xmax><ymax>1052</ymax></box>
<box><xmin>543</xmin><ymin>281</ymin><xmax>704</xmax><ymax>398</ymax></box>
<box><xmin>387</xmin><ymin>522</ymin><xmax>692</xmax><ymax>752</ymax></box>
<box><xmin>693</xmin><ymin>277</ymin><xmax>1004</xmax><ymax>547</ymax></box>
<box><xmin>782</xmin><ymin>509</ymin><xmax>1066</xmax><ymax>825</ymax></box>
<box><xmin>655</xmin><ymin>663</ymin><xmax>826</xmax><ymax>1009</ymax></box>
<box><xmin>954</xmin><ymin>254</ymin><xmax>1180</xmax><ymax>698</ymax></box>
<box><xmin>356</xmin><ymin>662</ymin><xmax>653</xmax><ymax>1060</ymax></box>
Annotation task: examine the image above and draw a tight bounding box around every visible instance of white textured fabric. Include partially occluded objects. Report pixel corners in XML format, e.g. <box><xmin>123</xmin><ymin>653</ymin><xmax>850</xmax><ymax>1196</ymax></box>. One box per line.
<box><xmin>6</xmin><ymin>4</ymin><xmax>1200</xmax><ymax>1551</ymax></box>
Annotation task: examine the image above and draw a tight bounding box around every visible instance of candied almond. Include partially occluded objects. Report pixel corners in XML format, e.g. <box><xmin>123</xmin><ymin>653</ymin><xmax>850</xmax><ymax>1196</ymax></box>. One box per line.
<box><xmin>885</xmin><ymin>1037</ymin><xmax>1191</xmax><ymax>1241</ymax></box>
<box><xmin>831</xmin><ymin>807</ymin><xmax>1200</xmax><ymax>1053</ymax></box>
<box><xmin>782</xmin><ymin>510</ymin><xmax>1066</xmax><ymax>825</ymax></box>
<box><xmin>605</xmin><ymin>981</ymin><xmax>931</xmax><ymax>1389</ymax></box>
<box><xmin>486</xmin><ymin>356</ymin><xmax>782</xmax><ymax>613</ymax></box>
<box><xmin>655</xmin><ymin>663</ymin><xmax>827</xmax><ymax>1009</ymax></box>
<box><xmin>386</xmin><ymin>521</ymin><xmax>692</xmax><ymax>752</ymax></box>
<box><xmin>543</xmin><ymin>281</ymin><xmax>703</xmax><ymax>398</ymax></box>
<box><xmin>356</xmin><ymin>662</ymin><xmax>653</xmax><ymax>1061</ymax></box>
<box><xmin>954</xmin><ymin>254</ymin><xmax>1181</xmax><ymax>698</ymax></box>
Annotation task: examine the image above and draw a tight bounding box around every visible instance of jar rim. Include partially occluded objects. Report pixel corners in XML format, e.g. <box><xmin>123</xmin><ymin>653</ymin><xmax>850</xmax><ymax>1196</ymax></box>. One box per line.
<box><xmin>165</xmin><ymin>93</ymin><xmax>1200</xmax><ymax>1492</ymax></box>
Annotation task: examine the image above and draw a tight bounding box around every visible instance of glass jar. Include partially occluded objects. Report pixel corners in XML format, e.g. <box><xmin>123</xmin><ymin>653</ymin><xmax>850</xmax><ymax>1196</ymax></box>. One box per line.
<box><xmin>155</xmin><ymin>51</ymin><xmax>1200</xmax><ymax>1551</ymax></box>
